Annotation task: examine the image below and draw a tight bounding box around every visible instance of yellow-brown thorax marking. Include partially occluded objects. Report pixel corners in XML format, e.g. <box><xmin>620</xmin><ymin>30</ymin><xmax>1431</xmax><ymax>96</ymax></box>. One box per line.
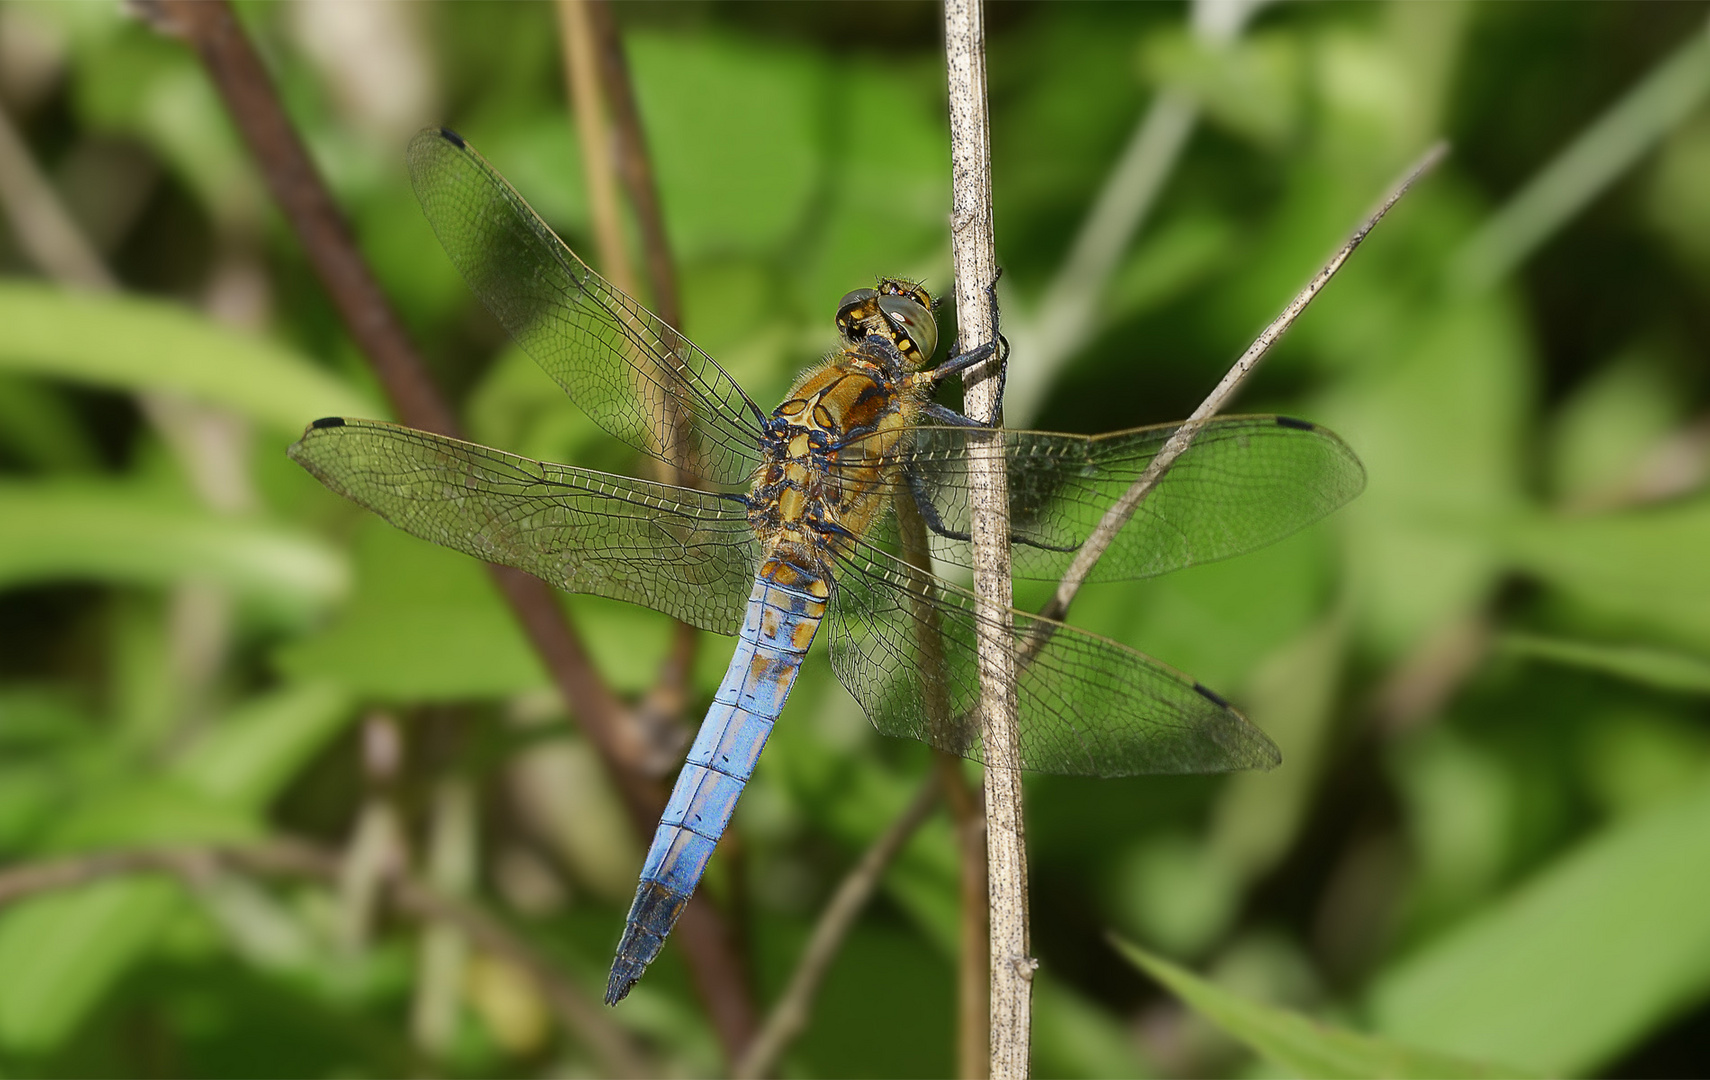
<box><xmin>749</xmin><ymin>341</ymin><xmax>933</xmax><ymax>569</ymax></box>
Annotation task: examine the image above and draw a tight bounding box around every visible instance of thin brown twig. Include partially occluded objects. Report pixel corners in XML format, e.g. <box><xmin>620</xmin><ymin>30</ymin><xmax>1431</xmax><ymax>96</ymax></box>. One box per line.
<box><xmin>944</xmin><ymin>2</ymin><xmax>1029</xmax><ymax>1077</ymax></box>
<box><xmin>139</xmin><ymin>0</ymin><xmax>757</xmax><ymax>1056</ymax></box>
<box><xmin>936</xmin><ymin>749</ymin><xmax>990</xmax><ymax>1079</ymax></box>
<box><xmin>1031</xmin><ymin>141</ymin><xmax>1450</xmax><ymax>636</ymax></box>
<box><xmin>587</xmin><ymin>0</ymin><xmax>681</xmax><ymax>333</ymax></box>
<box><xmin>576</xmin><ymin>0</ymin><xmax>702</xmax><ymax>774</ymax></box>
<box><xmin>732</xmin><ymin>775</ymin><xmax>944</xmax><ymax>1080</ymax></box>
<box><xmin>557</xmin><ymin>0</ymin><xmax>637</xmax><ymax>300</ymax></box>
<box><xmin>565</xmin><ymin>0</ymin><xmax>704</xmax><ymax>777</ymax></box>
<box><xmin>0</xmin><ymin>840</ymin><xmax>654</xmax><ymax>1078</ymax></box>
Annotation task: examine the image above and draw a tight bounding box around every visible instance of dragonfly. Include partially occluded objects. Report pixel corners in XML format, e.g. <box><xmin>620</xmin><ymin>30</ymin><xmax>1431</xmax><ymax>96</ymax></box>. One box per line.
<box><xmin>289</xmin><ymin>127</ymin><xmax>1366</xmax><ymax>1006</ymax></box>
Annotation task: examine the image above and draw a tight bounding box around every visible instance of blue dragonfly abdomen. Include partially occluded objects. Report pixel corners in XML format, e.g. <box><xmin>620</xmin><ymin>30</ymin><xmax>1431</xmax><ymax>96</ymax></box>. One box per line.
<box><xmin>606</xmin><ymin>553</ymin><xmax>830</xmax><ymax>1004</ymax></box>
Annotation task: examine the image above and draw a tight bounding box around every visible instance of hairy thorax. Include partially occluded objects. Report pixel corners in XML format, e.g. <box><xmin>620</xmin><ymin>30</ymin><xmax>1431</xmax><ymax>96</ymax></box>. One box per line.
<box><xmin>748</xmin><ymin>341</ymin><xmax>930</xmax><ymax>571</ymax></box>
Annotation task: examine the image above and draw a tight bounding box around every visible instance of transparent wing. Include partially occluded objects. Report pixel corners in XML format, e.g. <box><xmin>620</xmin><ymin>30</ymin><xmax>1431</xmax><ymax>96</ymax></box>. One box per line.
<box><xmin>837</xmin><ymin>415</ymin><xmax>1364</xmax><ymax>582</ymax></box>
<box><xmin>825</xmin><ymin>537</ymin><xmax>1280</xmax><ymax>777</ymax></box>
<box><xmin>407</xmin><ymin>127</ymin><xmax>767</xmax><ymax>487</ymax></box>
<box><xmin>290</xmin><ymin>418</ymin><xmax>760</xmax><ymax>632</ymax></box>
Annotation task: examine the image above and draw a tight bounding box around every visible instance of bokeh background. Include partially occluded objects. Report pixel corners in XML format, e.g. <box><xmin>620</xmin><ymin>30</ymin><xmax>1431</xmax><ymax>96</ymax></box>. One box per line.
<box><xmin>3</xmin><ymin>1</ymin><xmax>1709</xmax><ymax>1076</ymax></box>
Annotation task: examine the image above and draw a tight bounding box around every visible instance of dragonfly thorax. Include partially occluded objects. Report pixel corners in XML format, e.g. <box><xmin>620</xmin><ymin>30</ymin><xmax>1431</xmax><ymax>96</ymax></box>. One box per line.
<box><xmin>749</xmin><ymin>343</ymin><xmax>930</xmax><ymax>558</ymax></box>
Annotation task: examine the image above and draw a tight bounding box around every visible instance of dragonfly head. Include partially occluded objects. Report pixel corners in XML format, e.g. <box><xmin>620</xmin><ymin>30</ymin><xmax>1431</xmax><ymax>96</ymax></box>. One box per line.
<box><xmin>836</xmin><ymin>279</ymin><xmax>938</xmax><ymax>369</ymax></box>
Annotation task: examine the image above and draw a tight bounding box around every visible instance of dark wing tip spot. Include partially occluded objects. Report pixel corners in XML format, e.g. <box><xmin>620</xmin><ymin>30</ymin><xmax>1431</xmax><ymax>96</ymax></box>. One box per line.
<box><xmin>309</xmin><ymin>416</ymin><xmax>347</xmax><ymax>430</ymax></box>
<box><xmin>438</xmin><ymin>126</ymin><xmax>466</xmax><ymax>148</ymax></box>
<box><xmin>1193</xmin><ymin>682</ymin><xmax>1233</xmax><ymax>710</ymax></box>
<box><xmin>1275</xmin><ymin>415</ymin><xmax>1315</xmax><ymax>431</ymax></box>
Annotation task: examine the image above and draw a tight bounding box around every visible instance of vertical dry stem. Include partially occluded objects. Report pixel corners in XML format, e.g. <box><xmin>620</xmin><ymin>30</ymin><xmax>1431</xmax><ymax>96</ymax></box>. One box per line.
<box><xmin>560</xmin><ymin>0</ymin><xmax>703</xmax><ymax>766</ymax></box>
<box><xmin>556</xmin><ymin>0</ymin><xmax>638</xmax><ymax>298</ymax></box>
<box><xmin>944</xmin><ymin>1</ymin><xmax>1030</xmax><ymax>1076</ymax></box>
<box><xmin>900</xmin><ymin>492</ymin><xmax>991</xmax><ymax>1080</ymax></box>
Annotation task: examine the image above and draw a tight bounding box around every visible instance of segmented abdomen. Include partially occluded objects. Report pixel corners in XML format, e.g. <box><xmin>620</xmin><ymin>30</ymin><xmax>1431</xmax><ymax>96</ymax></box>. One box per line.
<box><xmin>604</xmin><ymin>554</ymin><xmax>828</xmax><ymax>1005</ymax></box>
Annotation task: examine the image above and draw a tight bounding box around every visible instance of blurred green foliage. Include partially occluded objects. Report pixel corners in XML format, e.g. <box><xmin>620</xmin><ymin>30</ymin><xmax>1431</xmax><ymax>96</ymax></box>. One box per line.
<box><xmin>1</xmin><ymin>1</ymin><xmax>1708</xmax><ymax>1076</ymax></box>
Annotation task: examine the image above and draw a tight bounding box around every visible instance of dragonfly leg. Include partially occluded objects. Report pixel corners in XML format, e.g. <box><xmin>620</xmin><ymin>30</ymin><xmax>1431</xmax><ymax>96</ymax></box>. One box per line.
<box><xmin>906</xmin><ymin>465</ymin><xmax>1082</xmax><ymax>554</ymax></box>
<box><xmin>906</xmin><ymin>470</ymin><xmax>967</xmax><ymax>542</ymax></box>
<box><xmin>928</xmin><ymin>273</ymin><xmax>1010</xmax><ymax>418</ymax></box>
<box><xmin>919</xmin><ymin>400</ymin><xmax>989</xmax><ymax>429</ymax></box>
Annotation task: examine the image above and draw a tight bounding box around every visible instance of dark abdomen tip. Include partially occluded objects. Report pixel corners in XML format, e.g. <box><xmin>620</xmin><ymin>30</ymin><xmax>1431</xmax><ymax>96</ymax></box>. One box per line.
<box><xmin>606</xmin><ymin>882</ymin><xmax>691</xmax><ymax>1005</ymax></box>
<box><xmin>605</xmin><ymin>960</ymin><xmax>645</xmax><ymax>1006</ymax></box>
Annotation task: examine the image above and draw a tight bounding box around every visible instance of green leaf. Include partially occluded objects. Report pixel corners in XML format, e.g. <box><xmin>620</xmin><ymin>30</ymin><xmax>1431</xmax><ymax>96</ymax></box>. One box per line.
<box><xmin>630</xmin><ymin>32</ymin><xmax>823</xmax><ymax>259</ymax></box>
<box><xmin>273</xmin><ymin>518</ymin><xmax>546</xmax><ymax>699</ymax></box>
<box><xmin>1033</xmin><ymin>974</ymin><xmax>1157</xmax><ymax>1079</ymax></box>
<box><xmin>1545</xmin><ymin>351</ymin><xmax>1685</xmax><ymax>505</ymax></box>
<box><xmin>1500</xmin><ymin>633</ymin><xmax>1710</xmax><ymax>694</ymax></box>
<box><xmin>0</xmin><ymin>482</ymin><xmax>349</xmax><ymax>612</ymax></box>
<box><xmin>1114</xmin><ymin>938</ymin><xmax>1532</xmax><ymax>1078</ymax></box>
<box><xmin>1366</xmin><ymin>768</ymin><xmax>1710</xmax><ymax>1074</ymax></box>
<box><xmin>1501</xmin><ymin>499</ymin><xmax>1710</xmax><ymax>651</ymax></box>
<box><xmin>45</xmin><ymin>778</ymin><xmax>261</xmax><ymax>852</ymax></box>
<box><xmin>1139</xmin><ymin>29</ymin><xmax>1305</xmax><ymax>148</ymax></box>
<box><xmin>173</xmin><ymin>682</ymin><xmax>357</xmax><ymax>812</ymax></box>
<box><xmin>0</xmin><ymin>283</ymin><xmax>376</xmax><ymax>432</ymax></box>
<box><xmin>0</xmin><ymin>373</ymin><xmax>101</xmax><ymax>470</ymax></box>
<box><xmin>0</xmin><ymin>767</ymin><xmax>268</xmax><ymax>1055</ymax></box>
<box><xmin>0</xmin><ymin>880</ymin><xmax>183</xmax><ymax>1054</ymax></box>
<box><xmin>1320</xmin><ymin>296</ymin><xmax>1529</xmax><ymax>657</ymax></box>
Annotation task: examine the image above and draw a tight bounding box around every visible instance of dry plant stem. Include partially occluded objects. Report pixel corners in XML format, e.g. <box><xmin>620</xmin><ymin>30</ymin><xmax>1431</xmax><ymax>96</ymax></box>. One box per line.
<box><xmin>142</xmin><ymin>0</ymin><xmax>757</xmax><ymax>1056</ymax></box>
<box><xmin>142</xmin><ymin>0</ymin><xmax>455</xmax><ymax>437</ymax></box>
<box><xmin>944</xmin><ymin>1</ymin><xmax>1030</xmax><ymax>1076</ymax></box>
<box><xmin>900</xmin><ymin>492</ymin><xmax>991</xmax><ymax>1079</ymax></box>
<box><xmin>0</xmin><ymin>840</ymin><xmax>653</xmax><ymax>1078</ymax></box>
<box><xmin>1032</xmin><ymin>141</ymin><xmax>1450</xmax><ymax>637</ymax></box>
<box><xmin>557</xmin><ymin>0</ymin><xmax>638</xmax><ymax>299</ymax></box>
<box><xmin>564</xmin><ymin>0</ymin><xmax>700</xmax><ymax>766</ymax></box>
<box><xmin>936</xmin><ymin>749</ymin><xmax>991</xmax><ymax>1079</ymax></box>
<box><xmin>587</xmin><ymin>0</ymin><xmax>683</xmax><ymax>332</ymax></box>
<box><xmin>0</xmin><ymin>104</ymin><xmax>117</xmax><ymax>291</ymax></box>
<box><xmin>733</xmin><ymin>775</ymin><xmax>944</xmax><ymax>1080</ymax></box>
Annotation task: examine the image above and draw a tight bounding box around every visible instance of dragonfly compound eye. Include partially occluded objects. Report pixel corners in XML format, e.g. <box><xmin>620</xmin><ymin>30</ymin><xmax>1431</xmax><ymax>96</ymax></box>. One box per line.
<box><xmin>877</xmin><ymin>294</ymin><xmax>938</xmax><ymax>363</ymax></box>
<box><xmin>835</xmin><ymin>288</ymin><xmax>880</xmax><ymax>344</ymax></box>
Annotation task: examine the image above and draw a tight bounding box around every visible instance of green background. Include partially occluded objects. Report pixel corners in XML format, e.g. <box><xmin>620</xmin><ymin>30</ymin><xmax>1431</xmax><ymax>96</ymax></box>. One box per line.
<box><xmin>2</xmin><ymin>1</ymin><xmax>1708</xmax><ymax>1075</ymax></box>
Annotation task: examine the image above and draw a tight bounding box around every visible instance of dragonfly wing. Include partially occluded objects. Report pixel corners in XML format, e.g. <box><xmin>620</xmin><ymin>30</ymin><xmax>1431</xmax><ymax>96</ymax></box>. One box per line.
<box><xmin>407</xmin><ymin>127</ymin><xmax>767</xmax><ymax>487</ymax></box>
<box><xmin>825</xmin><ymin>540</ymin><xmax>1280</xmax><ymax>776</ymax></box>
<box><xmin>290</xmin><ymin>418</ymin><xmax>759</xmax><ymax>633</ymax></box>
<box><xmin>878</xmin><ymin>416</ymin><xmax>1364</xmax><ymax>582</ymax></box>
